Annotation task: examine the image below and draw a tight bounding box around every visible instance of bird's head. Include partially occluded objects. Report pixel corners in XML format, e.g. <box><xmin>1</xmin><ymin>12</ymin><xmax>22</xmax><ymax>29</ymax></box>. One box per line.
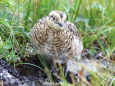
<box><xmin>46</xmin><ymin>10</ymin><xmax>67</xmax><ymax>29</ymax></box>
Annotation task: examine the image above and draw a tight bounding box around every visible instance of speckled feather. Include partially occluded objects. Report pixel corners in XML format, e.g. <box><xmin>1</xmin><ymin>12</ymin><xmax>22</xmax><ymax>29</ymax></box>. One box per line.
<box><xmin>30</xmin><ymin>14</ymin><xmax>83</xmax><ymax>63</ymax></box>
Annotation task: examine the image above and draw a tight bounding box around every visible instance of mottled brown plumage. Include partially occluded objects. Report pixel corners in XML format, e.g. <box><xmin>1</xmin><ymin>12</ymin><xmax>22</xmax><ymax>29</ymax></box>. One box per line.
<box><xmin>30</xmin><ymin>10</ymin><xmax>83</xmax><ymax>64</ymax></box>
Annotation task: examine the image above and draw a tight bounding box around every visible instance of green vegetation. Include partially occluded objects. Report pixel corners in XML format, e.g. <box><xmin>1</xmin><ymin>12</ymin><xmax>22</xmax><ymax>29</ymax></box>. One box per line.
<box><xmin>0</xmin><ymin>0</ymin><xmax>115</xmax><ymax>85</ymax></box>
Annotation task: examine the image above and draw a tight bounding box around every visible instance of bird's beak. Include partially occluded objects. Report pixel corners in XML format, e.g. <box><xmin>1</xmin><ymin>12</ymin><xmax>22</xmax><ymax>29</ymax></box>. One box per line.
<box><xmin>56</xmin><ymin>22</ymin><xmax>63</xmax><ymax>27</ymax></box>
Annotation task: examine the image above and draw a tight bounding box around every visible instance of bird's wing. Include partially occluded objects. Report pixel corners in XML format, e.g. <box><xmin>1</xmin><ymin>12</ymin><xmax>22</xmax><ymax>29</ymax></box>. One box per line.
<box><xmin>63</xmin><ymin>21</ymin><xmax>83</xmax><ymax>60</ymax></box>
<box><xmin>64</xmin><ymin>21</ymin><xmax>81</xmax><ymax>38</ymax></box>
<box><xmin>30</xmin><ymin>18</ymin><xmax>48</xmax><ymax>47</ymax></box>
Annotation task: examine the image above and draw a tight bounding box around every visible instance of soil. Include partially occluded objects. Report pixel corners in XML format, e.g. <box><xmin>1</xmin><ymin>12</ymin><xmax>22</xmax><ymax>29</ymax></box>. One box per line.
<box><xmin>0</xmin><ymin>44</ymin><xmax>114</xmax><ymax>86</ymax></box>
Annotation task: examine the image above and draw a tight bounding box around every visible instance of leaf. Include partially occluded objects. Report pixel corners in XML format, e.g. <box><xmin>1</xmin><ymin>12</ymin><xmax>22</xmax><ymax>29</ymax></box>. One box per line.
<box><xmin>108</xmin><ymin>28</ymin><xmax>115</xmax><ymax>49</ymax></box>
<box><xmin>83</xmin><ymin>34</ymin><xmax>96</xmax><ymax>48</ymax></box>
<box><xmin>59</xmin><ymin>81</ymin><xmax>73</xmax><ymax>86</ymax></box>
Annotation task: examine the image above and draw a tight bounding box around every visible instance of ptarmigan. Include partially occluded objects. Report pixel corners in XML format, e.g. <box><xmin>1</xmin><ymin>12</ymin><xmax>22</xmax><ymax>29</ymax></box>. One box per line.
<box><xmin>30</xmin><ymin>10</ymin><xmax>83</xmax><ymax>64</ymax></box>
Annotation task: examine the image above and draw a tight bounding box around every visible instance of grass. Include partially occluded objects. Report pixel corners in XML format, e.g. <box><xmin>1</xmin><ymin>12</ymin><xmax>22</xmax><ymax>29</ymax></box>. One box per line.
<box><xmin>0</xmin><ymin>0</ymin><xmax>115</xmax><ymax>85</ymax></box>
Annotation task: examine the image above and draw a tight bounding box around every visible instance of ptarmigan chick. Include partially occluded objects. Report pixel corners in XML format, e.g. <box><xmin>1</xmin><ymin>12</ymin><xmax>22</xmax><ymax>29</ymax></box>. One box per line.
<box><xmin>30</xmin><ymin>10</ymin><xmax>83</xmax><ymax>64</ymax></box>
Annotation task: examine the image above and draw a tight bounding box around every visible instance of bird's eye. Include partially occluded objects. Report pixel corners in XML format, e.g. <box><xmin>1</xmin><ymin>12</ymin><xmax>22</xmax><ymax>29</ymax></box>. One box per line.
<box><xmin>50</xmin><ymin>15</ymin><xmax>55</xmax><ymax>20</ymax></box>
<box><xmin>50</xmin><ymin>15</ymin><xmax>53</xmax><ymax>17</ymax></box>
<box><xmin>60</xmin><ymin>13</ymin><xmax>63</xmax><ymax>18</ymax></box>
<box><xmin>52</xmin><ymin>17</ymin><xmax>55</xmax><ymax>20</ymax></box>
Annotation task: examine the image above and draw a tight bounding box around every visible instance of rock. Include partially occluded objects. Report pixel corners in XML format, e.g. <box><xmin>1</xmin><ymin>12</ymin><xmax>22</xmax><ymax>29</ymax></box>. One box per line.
<box><xmin>66</xmin><ymin>59</ymin><xmax>115</xmax><ymax>83</ymax></box>
<box><xmin>0</xmin><ymin>65</ymin><xmax>24</xmax><ymax>86</ymax></box>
